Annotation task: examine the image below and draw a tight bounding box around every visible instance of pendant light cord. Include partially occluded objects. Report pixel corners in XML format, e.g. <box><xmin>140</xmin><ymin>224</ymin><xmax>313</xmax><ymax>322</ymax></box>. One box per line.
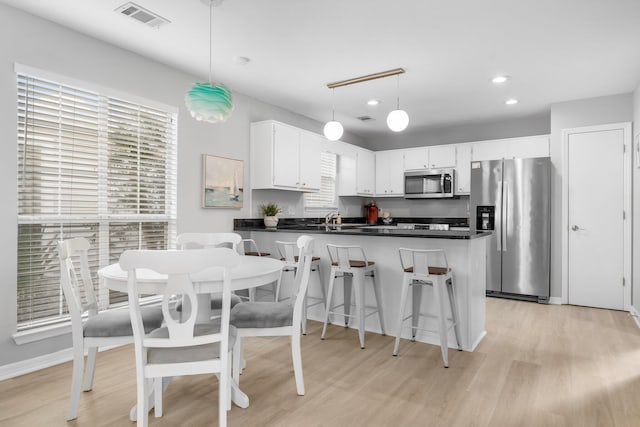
<box><xmin>331</xmin><ymin>88</ymin><xmax>336</xmax><ymax>121</ymax></box>
<box><xmin>396</xmin><ymin>74</ymin><xmax>400</xmax><ymax>109</ymax></box>
<box><xmin>208</xmin><ymin>0</ymin><xmax>213</xmax><ymax>85</ymax></box>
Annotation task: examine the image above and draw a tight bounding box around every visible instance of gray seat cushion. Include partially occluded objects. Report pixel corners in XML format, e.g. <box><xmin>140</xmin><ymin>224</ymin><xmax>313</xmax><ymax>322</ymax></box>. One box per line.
<box><xmin>83</xmin><ymin>306</ymin><xmax>163</xmax><ymax>338</ymax></box>
<box><xmin>230</xmin><ymin>302</ymin><xmax>294</xmax><ymax>329</ymax></box>
<box><xmin>146</xmin><ymin>320</ymin><xmax>236</xmax><ymax>364</ymax></box>
<box><xmin>175</xmin><ymin>293</ymin><xmax>243</xmax><ymax>312</ymax></box>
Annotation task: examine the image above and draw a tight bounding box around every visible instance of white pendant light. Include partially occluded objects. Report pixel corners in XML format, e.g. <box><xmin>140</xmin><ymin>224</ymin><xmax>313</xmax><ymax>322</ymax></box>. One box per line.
<box><xmin>323</xmin><ymin>88</ymin><xmax>343</xmax><ymax>141</ymax></box>
<box><xmin>387</xmin><ymin>74</ymin><xmax>409</xmax><ymax>132</ymax></box>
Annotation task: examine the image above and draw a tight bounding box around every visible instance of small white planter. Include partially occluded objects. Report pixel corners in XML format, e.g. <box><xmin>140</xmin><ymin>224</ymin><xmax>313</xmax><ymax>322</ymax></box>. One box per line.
<box><xmin>264</xmin><ymin>216</ymin><xmax>279</xmax><ymax>228</ymax></box>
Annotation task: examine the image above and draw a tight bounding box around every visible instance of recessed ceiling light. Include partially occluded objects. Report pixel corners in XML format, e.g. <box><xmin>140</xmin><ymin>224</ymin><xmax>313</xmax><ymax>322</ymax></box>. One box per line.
<box><xmin>505</xmin><ymin>98</ymin><xmax>519</xmax><ymax>105</ymax></box>
<box><xmin>367</xmin><ymin>99</ymin><xmax>380</xmax><ymax>106</ymax></box>
<box><xmin>492</xmin><ymin>75</ymin><xmax>510</xmax><ymax>84</ymax></box>
<box><xmin>233</xmin><ymin>56</ymin><xmax>250</xmax><ymax>66</ymax></box>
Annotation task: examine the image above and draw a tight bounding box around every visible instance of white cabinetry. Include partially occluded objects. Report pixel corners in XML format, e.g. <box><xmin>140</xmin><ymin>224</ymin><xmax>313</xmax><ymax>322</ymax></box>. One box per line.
<box><xmin>250</xmin><ymin>120</ymin><xmax>321</xmax><ymax>192</ymax></box>
<box><xmin>454</xmin><ymin>143</ymin><xmax>471</xmax><ymax>195</ymax></box>
<box><xmin>403</xmin><ymin>147</ymin><xmax>429</xmax><ymax>170</ymax></box>
<box><xmin>375</xmin><ymin>150</ymin><xmax>404</xmax><ymax>197</ymax></box>
<box><xmin>472</xmin><ymin>135</ymin><xmax>550</xmax><ymax>161</ymax></box>
<box><xmin>356</xmin><ymin>148</ymin><xmax>375</xmax><ymax>196</ymax></box>
<box><xmin>337</xmin><ymin>143</ymin><xmax>357</xmax><ymax>196</ymax></box>
<box><xmin>403</xmin><ymin>145</ymin><xmax>456</xmax><ymax>170</ymax></box>
<box><xmin>428</xmin><ymin>144</ymin><xmax>457</xmax><ymax>168</ymax></box>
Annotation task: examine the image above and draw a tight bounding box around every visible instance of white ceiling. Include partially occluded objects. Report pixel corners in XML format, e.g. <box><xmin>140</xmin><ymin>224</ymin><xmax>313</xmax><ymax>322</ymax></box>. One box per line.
<box><xmin>3</xmin><ymin>0</ymin><xmax>640</xmax><ymax>139</ymax></box>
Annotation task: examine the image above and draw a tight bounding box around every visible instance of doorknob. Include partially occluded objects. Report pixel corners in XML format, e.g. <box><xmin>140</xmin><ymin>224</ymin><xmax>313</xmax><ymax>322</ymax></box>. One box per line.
<box><xmin>571</xmin><ymin>225</ymin><xmax>580</xmax><ymax>231</ymax></box>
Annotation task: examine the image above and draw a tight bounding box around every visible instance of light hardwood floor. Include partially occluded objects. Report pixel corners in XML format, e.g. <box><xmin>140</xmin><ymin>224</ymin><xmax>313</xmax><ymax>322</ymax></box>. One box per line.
<box><xmin>2</xmin><ymin>298</ymin><xmax>640</xmax><ymax>426</ymax></box>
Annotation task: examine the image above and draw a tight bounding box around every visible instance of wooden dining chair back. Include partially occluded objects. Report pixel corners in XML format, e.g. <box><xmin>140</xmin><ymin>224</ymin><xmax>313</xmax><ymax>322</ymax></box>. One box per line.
<box><xmin>175</xmin><ymin>232</ymin><xmax>243</xmax><ymax>313</ymax></box>
<box><xmin>275</xmin><ymin>239</ymin><xmax>325</xmax><ymax>334</ymax></box>
<box><xmin>119</xmin><ymin>247</ymin><xmax>240</xmax><ymax>427</ymax></box>
<box><xmin>237</xmin><ymin>238</ymin><xmax>279</xmax><ymax>302</ymax></box>
<box><xmin>176</xmin><ymin>232</ymin><xmax>242</xmax><ymax>250</ymax></box>
<box><xmin>230</xmin><ymin>235</ymin><xmax>315</xmax><ymax>396</ymax></box>
<box><xmin>58</xmin><ymin>237</ymin><xmax>163</xmax><ymax>421</ymax></box>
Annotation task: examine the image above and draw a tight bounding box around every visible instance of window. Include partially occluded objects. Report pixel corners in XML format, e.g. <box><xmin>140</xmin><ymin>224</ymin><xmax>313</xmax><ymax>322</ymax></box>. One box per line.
<box><xmin>16</xmin><ymin>70</ymin><xmax>177</xmax><ymax>331</ymax></box>
<box><xmin>304</xmin><ymin>151</ymin><xmax>337</xmax><ymax>209</ymax></box>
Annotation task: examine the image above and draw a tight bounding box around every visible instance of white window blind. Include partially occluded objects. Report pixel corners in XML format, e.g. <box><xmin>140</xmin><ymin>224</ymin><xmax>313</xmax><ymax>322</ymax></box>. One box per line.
<box><xmin>16</xmin><ymin>72</ymin><xmax>178</xmax><ymax>330</ymax></box>
<box><xmin>304</xmin><ymin>152</ymin><xmax>337</xmax><ymax>209</ymax></box>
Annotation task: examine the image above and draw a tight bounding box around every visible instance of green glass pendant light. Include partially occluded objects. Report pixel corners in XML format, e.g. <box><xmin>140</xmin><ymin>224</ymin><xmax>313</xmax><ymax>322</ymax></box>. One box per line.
<box><xmin>185</xmin><ymin>0</ymin><xmax>233</xmax><ymax>123</ymax></box>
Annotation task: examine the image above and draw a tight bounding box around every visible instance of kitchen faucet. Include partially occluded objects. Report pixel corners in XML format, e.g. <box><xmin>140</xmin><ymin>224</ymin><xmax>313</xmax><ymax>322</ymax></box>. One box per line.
<box><xmin>325</xmin><ymin>211</ymin><xmax>339</xmax><ymax>224</ymax></box>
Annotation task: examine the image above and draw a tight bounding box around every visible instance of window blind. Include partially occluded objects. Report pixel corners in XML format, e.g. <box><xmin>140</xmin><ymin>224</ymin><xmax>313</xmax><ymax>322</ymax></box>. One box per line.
<box><xmin>16</xmin><ymin>72</ymin><xmax>177</xmax><ymax>330</ymax></box>
<box><xmin>304</xmin><ymin>152</ymin><xmax>337</xmax><ymax>209</ymax></box>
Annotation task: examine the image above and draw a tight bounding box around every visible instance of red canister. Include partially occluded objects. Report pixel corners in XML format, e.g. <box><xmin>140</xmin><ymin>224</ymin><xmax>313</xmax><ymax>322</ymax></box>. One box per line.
<box><xmin>364</xmin><ymin>200</ymin><xmax>379</xmax><ymax>225</ymax></box>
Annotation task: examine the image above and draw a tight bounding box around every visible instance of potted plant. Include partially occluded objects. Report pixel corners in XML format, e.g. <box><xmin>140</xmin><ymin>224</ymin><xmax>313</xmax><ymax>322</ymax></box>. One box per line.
<box><xmin>260</xmin><ymin>202</ymin><xmax>282</xmax><ymax>228</ymax></box>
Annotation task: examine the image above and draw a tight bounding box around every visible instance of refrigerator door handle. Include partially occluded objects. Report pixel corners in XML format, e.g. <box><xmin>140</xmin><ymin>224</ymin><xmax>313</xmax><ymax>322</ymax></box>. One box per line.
<box><xmin>502</xmin><ymin>181</ymin><xmax>508</xmax><ymax>252</ymax></box>
<box><xmin>496</xmin><ymin>180</ymin><xmax>502</xmax><ymax>252</ymax></box>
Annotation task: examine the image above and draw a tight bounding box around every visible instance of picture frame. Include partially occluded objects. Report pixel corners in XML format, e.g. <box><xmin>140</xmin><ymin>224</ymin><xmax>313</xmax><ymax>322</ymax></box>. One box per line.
<box><xmin>202</xmin><ymin>154</ymin><xmax>244</xmax><ymax>208</ymax></box>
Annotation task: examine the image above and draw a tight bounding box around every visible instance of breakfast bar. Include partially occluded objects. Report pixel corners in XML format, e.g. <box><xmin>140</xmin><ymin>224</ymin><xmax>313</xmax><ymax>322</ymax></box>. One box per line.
<box><xmin>235</xmin><ymin>219</ymin><xmax>490</xmax><ymax>351</ymax></box>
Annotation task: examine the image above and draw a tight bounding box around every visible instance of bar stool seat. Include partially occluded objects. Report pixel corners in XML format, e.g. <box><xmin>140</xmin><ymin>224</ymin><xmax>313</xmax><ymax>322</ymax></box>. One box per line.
<box><xmin>393</xmin><ymin>248</ymin><xmax>461</xmax><ymax>368</ymax></box>
<box><xmin>321</xmin><ymin>244</ymin><xmax>385</xmax><ymax>349</ymax></box>
<box><xmin>239</xmin><ymin>239</ymin><xmax>279</xmax><ymax>302</ymax></box>
<box><xmin>276</xmin><ymin>240</ymin><xmax>325</xmax><ymax>335</ymax></box>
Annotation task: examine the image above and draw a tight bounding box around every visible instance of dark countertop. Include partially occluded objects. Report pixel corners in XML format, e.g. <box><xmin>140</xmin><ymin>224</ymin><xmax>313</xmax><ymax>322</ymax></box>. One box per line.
<box><xmin>234</xmin><ymin>218</ymin><xmax>491</xmax><ymax>240</ymax></box>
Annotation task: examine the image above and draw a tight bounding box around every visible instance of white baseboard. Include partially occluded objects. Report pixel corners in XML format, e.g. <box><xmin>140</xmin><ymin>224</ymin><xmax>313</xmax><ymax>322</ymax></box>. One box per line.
<box><xmin>0</xmin><ymin>348</ymin><xmax>74</xmax><ymax>381</ymax></box>
<box><xmin>630</xmin><ymin>306</ymin><xmax>640</xmax><ymax>329</ymax></box>
<box><xmin>0</xmin><ymin>344</ymin><xmax>123</xmax><ymax>381</ymax></box>
<box><xmin>548</xmin><ymin>297</ymin><xmax>562</xmax><ymax>305</ymax></box>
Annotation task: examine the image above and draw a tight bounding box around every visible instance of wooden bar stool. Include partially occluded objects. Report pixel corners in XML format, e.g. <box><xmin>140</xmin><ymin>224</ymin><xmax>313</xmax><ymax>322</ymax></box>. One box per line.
<box><xmin>321</xmin><ymin>244</ymin><xmax>385</xmax><ymax>348</ymax></box>
<box><xmin>238</xmin><ymin>238</ymin><xmax>280</xmax><ymax>302</ymax></box>
<box><xmin>392</xmin><ymin>248</ymin><xmax>462</xmax><ymax>367</ymax></box>
<box><xmin>275</xmin><ymin>240</ymin><xmax>325</xmax><ymax>335</ymax></box>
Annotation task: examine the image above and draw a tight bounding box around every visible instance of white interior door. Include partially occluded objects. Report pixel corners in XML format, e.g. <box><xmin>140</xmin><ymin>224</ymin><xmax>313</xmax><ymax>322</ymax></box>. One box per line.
<box><xmin>565</xmin><ymin>126</ymin><xmax>628</xmax><ymax>310</ymax></box>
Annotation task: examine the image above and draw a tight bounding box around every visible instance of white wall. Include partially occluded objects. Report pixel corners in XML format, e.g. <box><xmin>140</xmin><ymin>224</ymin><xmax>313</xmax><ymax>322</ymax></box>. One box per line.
<box><xmin>0</xmin><ymin>4</ymin><xmax>366</xmax><ymax>367</ymax></box>
<box><xmin>366</xmin><ymin>113</ymin><xmax>550</xmax><ymax>151</ymax></box>
<box><xmin>550</xmin><ymin>93</ymin><xmax>634</xmax><ymax>299</ymax></box>
<box><xmin>633</xmin><ymin>84</ymin><xmax>640</xmax><ymax>315</ymax></box>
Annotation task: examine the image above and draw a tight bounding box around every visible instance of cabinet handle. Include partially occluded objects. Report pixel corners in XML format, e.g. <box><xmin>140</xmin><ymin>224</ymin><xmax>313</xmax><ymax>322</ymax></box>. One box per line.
<box><xmin>302</xmin><ymin>182</ymin><xmax>306</xmax><ymax>186</ymax></box>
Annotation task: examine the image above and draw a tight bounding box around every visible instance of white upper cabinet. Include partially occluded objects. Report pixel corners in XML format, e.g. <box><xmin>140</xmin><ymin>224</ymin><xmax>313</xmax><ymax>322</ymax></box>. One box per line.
<box><xmin>403</xmin><ymin>145</ymin><xmax>456</xmax><ymax>170</ymax></box>
<box><xmin>250</xmin><ymin>120</ymin><xmax>321</xmax><ymax>192</ymax></box>
<box><xmin>356</xmin><ymin>148</ymin><xmax>375</xmax><ymax>196</ymax></box>
<box><xmin>454</xmin><ymin>143</ymin><xmax>472</xmax><ymax>195</ymax></box>
<box><xmin>428</xmin><ymin>144</ymin><xmax>457</xmax><ymax>169</ymax></box>
<box><xmin>403</xmin><ymin>147</ymin><xmax>429</xmax><ymax>170</ymax></box>
<box><xmin>472</xmin><ymin>135</ymin><xmax>550</xmax><ymax>161</ymax></box>
<box><xmin>375</xmin><ymin>150</ymin><xmax>404</xmax><ymax>197</ymax></box>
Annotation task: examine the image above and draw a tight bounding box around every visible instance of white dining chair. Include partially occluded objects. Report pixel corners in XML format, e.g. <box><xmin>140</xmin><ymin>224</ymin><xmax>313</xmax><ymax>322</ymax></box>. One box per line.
<box><xmin>119</xmin><ymin>247</ymin><xmax>240</xmax><ymax>427</ymax></box>
<box><xmin>58</xmin><ymin>237</ymin><xmax>163</xmax><ymax>421</ymax></box>
<box><xmin>230</xmin><ymin>235</ymin><xmax>314</xmax><ymax>396</ymax></box>
<box><xmin>274</xmin><ymin>239</ymin><xmax>325</xmax><ymax>335</ymax></box>
<box><xmin>237</xmin><ymin>238</ymin><xmax>280</xmax><ymax>302</ymax></box>
<box><xmin>176</xmin><ymin>232</ymin><xmax>243</xmax><ymax>313</ymax></box>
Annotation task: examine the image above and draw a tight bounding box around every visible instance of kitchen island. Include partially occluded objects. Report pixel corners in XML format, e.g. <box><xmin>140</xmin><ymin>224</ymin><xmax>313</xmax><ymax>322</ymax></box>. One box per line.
<box><xmin>234</xmin><ymin>219</ymin><xmax>490</xmax><ymax>351</ymax></box>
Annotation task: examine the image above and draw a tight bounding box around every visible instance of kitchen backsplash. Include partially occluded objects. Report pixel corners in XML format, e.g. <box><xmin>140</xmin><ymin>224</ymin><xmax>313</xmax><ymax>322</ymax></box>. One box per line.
<box><xmin>250</xmin><ymin>189</ymin><xmax>470</xmax><ymax>219</ymax></box>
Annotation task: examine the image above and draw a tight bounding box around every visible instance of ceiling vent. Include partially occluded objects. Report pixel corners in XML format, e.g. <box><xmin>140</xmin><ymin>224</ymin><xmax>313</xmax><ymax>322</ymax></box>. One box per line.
<box><xmin>356</xmin><ymin>116</ymin><xmax>375</xmax><ymax>122</ymax></box>
<box><xmin>115</xmin><ymin>2</ymin><xmax>170</xmax><ymax>28</ymax></box>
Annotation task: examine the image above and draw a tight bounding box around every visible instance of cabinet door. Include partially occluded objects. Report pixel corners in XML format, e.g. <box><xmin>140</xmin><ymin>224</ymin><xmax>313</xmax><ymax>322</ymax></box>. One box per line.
<box><xmin>356</xmin><ymin>149</ymin><xmax>375</xmax><ymax>195</ymax></box>
<box><xmin>299</xmin><ymin>131</ymin><xmax>322</xmax><ymax>191</ymax></box>
<box><xmin>507</xmin><ymin>135</ymin><xmax>550</xmax><ymax>159</ymax></box>
<box><xmin>387</xmin><ymin>150</ymin><xmax>405</xmax><ymax>195</ymax></box>
<box><xmin>454</xmin><ymin>143</ymin><xmax>471</xmax><ymax>195</ymax></box>
<box><xmin>429</xmin><ymin>145</ymin><xmax>456</xmax><ymax>168</ymax></box>
<box><xmin>338</xmin><ymin>153</ymin><xmax>357</xmax><ymax>196</ymax></box>
<box><xmin>272</xmin><ymin>123</ymin><xmax>300</xmax><ymax>187</ymax></box>
<box><xmin>403</xmin><ymin>147</ymin><xmax>429</xmax><ymax>170</ymax></box>
<box><xmin>375</xmin><ymin>151</ymin><xmax>389</xmax><ymax>196</ymax></box>
<box><xmin>471</xmin><ymin>139</ymin><xmax>509</xmax><ymax>161</ymax></box>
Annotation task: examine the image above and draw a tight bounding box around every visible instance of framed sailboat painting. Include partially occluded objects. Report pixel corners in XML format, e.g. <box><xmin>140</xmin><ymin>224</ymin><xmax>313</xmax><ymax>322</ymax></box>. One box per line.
<box><xmin>202</xmin><ymin>154</ymin><xmax>244</xmax><ymax>208</ymax></box>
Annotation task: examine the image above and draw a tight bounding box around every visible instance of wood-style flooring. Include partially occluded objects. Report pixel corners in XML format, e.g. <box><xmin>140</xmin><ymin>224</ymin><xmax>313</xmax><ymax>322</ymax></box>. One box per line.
<box><xmin>1</xmin><ymin>298</ymin><xmax>640</xmax><ymax>426</ymax></box>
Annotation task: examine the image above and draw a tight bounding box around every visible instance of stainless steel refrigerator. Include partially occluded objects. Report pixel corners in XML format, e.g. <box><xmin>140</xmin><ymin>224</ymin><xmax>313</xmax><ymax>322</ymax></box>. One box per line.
<box><xmin>470</xmin><ymin>157</ymin><xmax>551</xmax><ymax>302</ymax></box>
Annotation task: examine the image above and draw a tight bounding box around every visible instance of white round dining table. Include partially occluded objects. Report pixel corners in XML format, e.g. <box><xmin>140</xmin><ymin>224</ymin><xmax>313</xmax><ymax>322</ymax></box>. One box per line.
<box><xmin>97</xmin><ymin>255</ymin><xmax>284</xmax><ymax>415</ymax></box>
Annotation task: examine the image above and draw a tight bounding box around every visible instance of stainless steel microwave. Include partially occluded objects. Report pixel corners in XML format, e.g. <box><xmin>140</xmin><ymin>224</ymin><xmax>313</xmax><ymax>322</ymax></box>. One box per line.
<box><xmin>404</xmin><ymin>168</ymin><xmax>455</xmax><ymax>199</ymax></box>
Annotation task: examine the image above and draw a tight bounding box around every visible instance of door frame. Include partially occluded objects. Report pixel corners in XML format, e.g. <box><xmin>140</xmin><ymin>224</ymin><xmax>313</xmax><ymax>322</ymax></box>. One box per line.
<box><xmin>561</xmin><ymin>122</ymin><xmax>632</xmax><ymax>309</ymax></box>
